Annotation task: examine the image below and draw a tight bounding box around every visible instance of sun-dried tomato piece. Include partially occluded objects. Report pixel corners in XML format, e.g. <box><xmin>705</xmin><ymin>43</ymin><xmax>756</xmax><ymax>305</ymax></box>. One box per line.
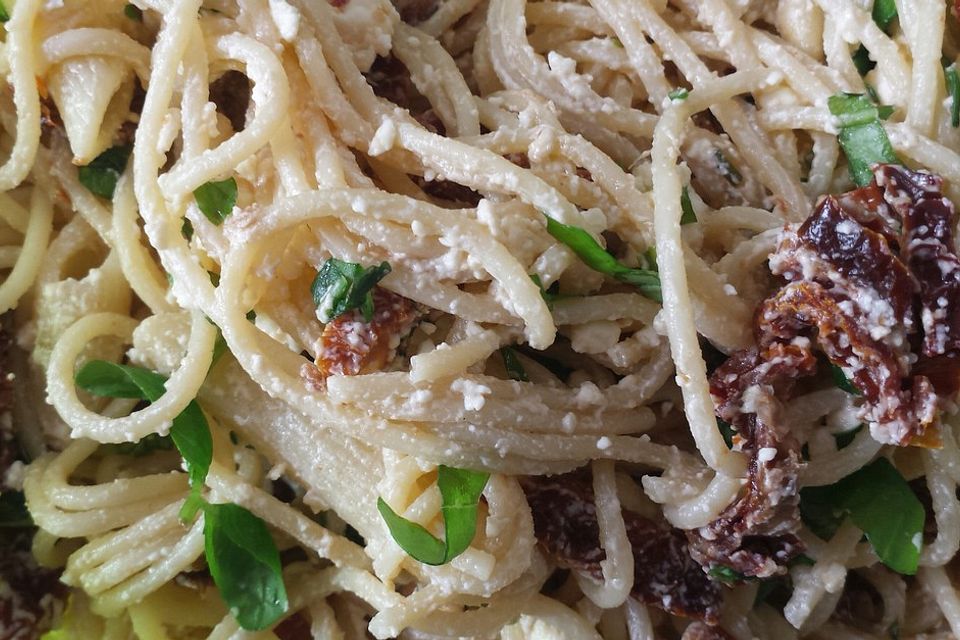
<box><xmin>521</xmin><ymin>473</ymin><xmax>723</xmax><ymax>624</ymax></box>
<box><xmin>302</xmin><ymin>288</ymin><xmax>419</xmax><ymax>388</ymax></box>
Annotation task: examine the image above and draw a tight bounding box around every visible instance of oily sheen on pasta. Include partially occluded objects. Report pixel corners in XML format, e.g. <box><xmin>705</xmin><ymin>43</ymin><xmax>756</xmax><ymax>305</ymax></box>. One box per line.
<box><xmin>3</xmin><ymin>0</ymin><xmax>960</xmax><ymax>638</ymax></box>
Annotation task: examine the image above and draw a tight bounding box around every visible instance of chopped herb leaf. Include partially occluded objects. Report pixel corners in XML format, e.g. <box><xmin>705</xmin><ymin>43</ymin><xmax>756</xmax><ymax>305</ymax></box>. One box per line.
<box><xmin>78</xmin><ymin>145</ymin><xmax>132</xmax><ymax>199</ymax></box>
<box><xmin>944</xmin><ymin>60</ymin><xmax>960</xmax><ymax>128</ymax></box>
<box><xmin>828</xmin><ymin>92</ymin><xmax>899</xmax><ymax>186</ymax></box>
<box><xmin>500</xmin><ymin>347</ymin><xmax>529</xmax><ymax>382</ymax></box>
<box><xmin>377</xmin><ymin>466</ymin><xmax>489</xmax><ymax>565</ymax></box>
<box><xmin>311</xmin><ymin>258</ymin><xmax>391</xmax><ymax>322</ymax></box>
<box><xmin>853</xmin><ymin>45</ymin><xmax>876</xmax><ymax>76</ymax></box>
<box><xmin>872</xmin><ymin>0</ymin><xmax>897</xmax><ymax>31</ymax></box>
<box><xmin>246</xmin><ymin>309</ymin><xmax>257</xmax><ymax>322</ymax></box>
<box><xmin>0</xmin><ymin>491</ymin><xmax>32</xmax><ymax>528</ymax></box>
<box><xmin>790</xmin><ymin>554</ymin><xmax>817</xmax><ymax>567</ymax></box>
<box><xmin>713</xmin><ymin>150</ymin><xmax>742</xmax><ymax>186</ymax></box>
<box><xmin>717</xmin><ymin>419</ymin><xmax>735</xmax><ymax>449</ymax></box>
<box><xmin>543</xmin><ymin>215</ymin><xmax>661</xmax><ymax>302</ymax></box>
<box><xmin>708</xmin><ymin>565</ymin><xmax>746</xmax><ymax>584</ymax></box>
<box><xmin>800</xmin><ymin>458</ymin><xmax>924</xmax><ymax>574</ymax></box>
<box><xmin>668</xmin><ymin>87</ymin><xmax>689</xmax><ymax>101</ymax></box>
<box><xmin>193</xmin><ymin>177</ymin><xmax>237</xmax><ymax>225</ymax></box>
<box><xmin>124</xmin><ymin>3</ymin><xmax>142</xmax><ymax>19</ymax></box>
<box><xmin>830</xmin><ymin>363</ymin><xmax>861</xmax><ymax>395</ymax></box>
<box><xmin>610</xmin><ymin>37</ymin><xmax>623</xmax><ymax>48</ymax></box>
<box><xmin>680</xmin><ymin>187</ymin><xmax>697</xmax><ymax>224</ymax></box>
<box><xmin>75</xmin><ymin>360</ymin><xmax>213</xmax><ymax>521</ymax></box>
<box><xmin>203</xmin><ymin>502</ymin><xmax>288</xmax><ymax>630</ymax></box>
<box><xmin>181</xmin><ymin>218</ymin><xmax>194</xmax><ymax>240</ymax></box>
<box><xmin>104</xmin><ymin>432</ymin><xmax>174</xmax><ymax>457</ymax></box>
<box><xmin>642</xmin><ymin>246</ymin><xmax>657</xmax><ymax>272</ymax></box>
<box><xmin>529</xmin><ymin>274</ymin><xmax>560</xmax><ymax>309</ymax></box>
<box><xmin>0</xmin><ymin>0</ymin><xmax>9</xmax><ymax>21</ymax></box>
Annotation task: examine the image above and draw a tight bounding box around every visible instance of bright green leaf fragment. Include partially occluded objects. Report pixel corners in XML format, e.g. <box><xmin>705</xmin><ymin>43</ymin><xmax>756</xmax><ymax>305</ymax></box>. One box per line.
<box><xmin>378</xmin><ymin>466</ymin><xmax>489</xmax><ymax>565</ymax></box>
<box><xmin>0</xmin><ymin>0</ymin><xmax>9</xmax><ymax>21</ymax></box>
<box><xmin>830</xmin><ymin>363</ymin><xmax>861</xmax><ymax>395</ymax></box>
<box><xmin>311</xmin><ymin>258</ymin><xmax>391</xmax><ymax>323</ymax></box>
<box><xmin>78</xmin><ymin>145</ymin><xmax>132</xmax><ymax>199</ymax></box>
<box><xmin>0</xmin><ymin>491</ymin><xmax>32</xmax><ymax>528</ymax></box>
<box><xmin>668</xmin><ymin>87</ymin><xmax>689</xmax><ymax>101</ymax></box>
<box><xmin>543</xmin><ymin>215</ymin><xmax>661</xmax><ymax>303</ymax></box>
<box><xmin>680</xmin><ymin>187</ymin><xmax>697</xmax><ymax>224</ymax></box>
<box><xmin>75</xmin><ymin>360</ymin><xmax>213</xmax><ymax>520</ymax></box>
<box><xmin>529</xmin><ymin>274</ymin><xmax>560</xmax><ymax>309</ymax></box>
<box><xmin>708</xmin><ymin>565</ymin><xmax>746</xmax><ymax>584</ymax></box>
<box><xmin>800</xmin><ymin>457</ymin><xmax>925</xmax><ymax>575</ymax></box>
<box><xmin>104</xmin><ymin>432</ymin><xmax>174</xmax><ymax>457</ymax></box>
<box><xmin>500</xmin><ymin>347</ymin><xmax>529</xmax><ymax>382</ymax></box>
<box><xmin>124</xmin><ymin>3</ymin><xmax>142</xmax><ymax>19</ymax></box>
<box><xmin>827</xmin><ymin>92</ymin><xmax>899</xmax><ymax>186</ymax></box>
<box><xmin>203</xmin><ymin>502</ymin><xmax>288</xmax><ymax>630</ymax></box>
<box><xmin>872</xmin><ymin>0</ymin><xmax>897</xmax><ymax>31</ymax></box>
<box><xmin>194</xmin><ymin>177</ymin><xmax>237</xmax><ymax>225</ymax></box>
<box><xmin>943</xmin><ymin>60</ymin><xmax>960</xmax><ymax>128</ymax></box>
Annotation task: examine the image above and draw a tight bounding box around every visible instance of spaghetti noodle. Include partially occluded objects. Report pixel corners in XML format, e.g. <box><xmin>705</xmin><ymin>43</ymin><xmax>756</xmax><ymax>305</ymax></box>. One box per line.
<box><xmin>1</xmin><ymin>0</ymin><xmax>960</xmax><ymax>638</ymax></box>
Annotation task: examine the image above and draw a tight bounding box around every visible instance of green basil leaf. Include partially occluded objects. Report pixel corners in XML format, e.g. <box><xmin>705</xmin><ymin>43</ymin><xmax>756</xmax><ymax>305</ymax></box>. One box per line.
<box><xmin>668</xmin><ymin>87</ymin><xmax>689</xmax><ymax>101</ymax></box>
<box><xmin>872</xmin><ymin>0</ymin><xmax>897</xmax><ymax>31</ymax></box>
<box><xmin>75</xmin><ymin>360</ymin><xmax>167</xmax><ymax>400</ymax></box>
<box><xmin>529</xmin><ymin>274</ymin><xmax>560</xmax><ymax>309</ymax></box>
<box><xmin>708</xmin><ymin>565</ymin><xmax>746</xmax><ymax>584</ymax></box>
<box><xmin>123</xmin><ymin>3</ymin><xmax>142</xmax><ymax>19</ymax></box>
<box><xmin>852</xmin><ymin>45</ymin><xmax>875</xmax><ymax>76</ymax></box>
<box><xmin>680</xmin><ymin>187</ymin><xmax>697</xmax><ymax>225</ymax></box>
<box><xmin>943</xmin><ymin>60</ymin><xmax>960</xmax><ymax>128</ymax></box>
<box><xmin>76</xmin><ymin>360</ymin><xmax>213</xmax><ymax>520</ymax></box>
<box><xmin>311</xmin><ymin>258</ymin><xmax>391</xmax><ymax>322</ymax></box>
<box><xmin>0</xmin><ymin>491</ymin><xmax>32</xmax><ymax>528</ymax></box>
<box><xmin>717</xmin><ymin>419</ymin><xmax>735</xmax><ymax>449</ymax></box>
<box><xmin>203</xmin><ymin>502</ymin><xmax>288</xmax><ymax>630</ymax></box>
<box><xmin>500</xmin><ymin>347</ymin><xmax>529</xmax><ymax>382</ymax></box>
<box><xmin>377</xmin><ymin>466</ymin><xmax>489</xmax><ymax>566</ymax></box>
<box><xmin>78</xmin><ymin>145</ymin><xmax>132</xmax><ymax>199</ymax></box>
<box><xmin>0</xmin><ymin>0</ymin><xmax>9</xmax><ymax>21</ymax></box>
<box><xmin>193</xmin><ymin>177</ymin><xmax>238</xmax><ymax>225</ymax></box>
<box><xmin>104</xmin><ymin>432</ymin><xmax>174</xmax><ymax>457</ymax></box>
<box><xmin>800</xmin><ymin>458</ymin><xmax>924</xmax><ymax>574</ymax></box>
<box><xmin>828</xmin><ymin>92</ymin><xmax>899</xmax><ymax>186</ymax></box>
<box><xmin>543</xmin><ymin>216</ymin><xmax>661</xmax><ymax>302</ymax></box>
<box><xmin>830</xmin><ymin>363</ymin><xmax>862</xmax><ymax>395</ymax></box>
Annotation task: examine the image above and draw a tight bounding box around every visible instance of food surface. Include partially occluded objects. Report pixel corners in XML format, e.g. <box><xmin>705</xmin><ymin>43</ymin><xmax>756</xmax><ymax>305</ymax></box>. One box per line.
<box><xmin>2</xmin><ymin>0</ymin><xmax>960</xmax><ymax>638</ymax></box>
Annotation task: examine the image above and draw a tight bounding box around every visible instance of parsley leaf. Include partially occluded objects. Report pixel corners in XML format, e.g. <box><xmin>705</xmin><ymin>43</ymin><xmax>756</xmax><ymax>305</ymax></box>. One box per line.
<box><xmin>193</xmin><ymin>177</ymin><xmax>237</xmax><ymax>225</ymax></box>
<box><xmin>529</xmin><ymin>274</ymin><xmax>560</xmax><ymax>309</ymax></box>
<box><xmin>0</xmin><ymin>491</ymin><xmax>32</xmax><ymax>528</ymax></box>
<box><xmin>311</xmin><ymin>258</ymin><xmax>391</xmax><ymax>322</ymax></box>
<box><xmin>830</xmin><ymin>363</ymin><xmax>861</xmax><ymax>395</ymax></box>
<box><xmin>680</xmin><ymin>187</ymin><xmax>697</xmax><ymax>224</ymax></box>
<box><xmin>78</xmin><ymin>145</ymin><xmax>132</xmax><ymax>199</ymax></box>
<box><xmin>500</xmin><ymin>347</ymin><xmax>529</xmax><ymax>382</ymax></box>
<box><xmin>717</xmin><ymin>419</ymin><xmax>735</xmax><ymax>449</ymax></box>
<box><xmin>543</xmin><ymin>216</ymin><xmax>661</xmax><ymax>303</ymax></box>
<box><xmin>944</xmin><ymin>59</ymin><xmax>960</xmax><ymax>128</ymax></box>
<box><xmin>104</xmin><ymin>432</ymin><xmax>174</xmax><ymax>457</ymax></box>
<box><xmin>0</xmin><ymin>0</ymin><xmax>9</xmax><ymax>21</ymax></box>
<box><xmin>75</xmin><ymin>360</ymin><xmax>212</xmax><ymax>520</ymax></box>
<box><xmin>377</xmin><ymin>466</ymin><xmax>489</xmax><ymax>565</ymax></box>
<box><xmin>708</xmin><ymin>565</ymin><xmax>746</xmax><ymax>584</ymax></box>
<box><xmin>800</xmin><ymin>457</ymin><xmax>925</xmax><ymax>574</ymax></box>
<box><xmin>852</xmin><ymin>45</ymin><xmax>875</xmax><ymax>77</ymax></box>
<box><xmin>872</xmin><ymin>0</ymin><xmax>897</xmax><ymax>31</ymax></box>
<box><xmin>203</xmin><ymin>502</ymin><xmax>288</xmax><ymax>630</ymax></box>
<box><xmin>828</xmin><ymin>92</ymin><xmax>899</xmax><ymax>186</ymax></box>
<box><xmin>668</xmin><ymin>87</ymin><xmax>689</xmax><ymax>101</ymax></box>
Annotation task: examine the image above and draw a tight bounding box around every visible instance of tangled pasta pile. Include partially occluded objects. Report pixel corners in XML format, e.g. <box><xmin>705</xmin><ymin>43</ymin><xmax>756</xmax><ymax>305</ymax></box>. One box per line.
<box><xmin>3</xmin><ymin>0</ymin><xmax>960</xmax><ymax>638</ymax></box>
